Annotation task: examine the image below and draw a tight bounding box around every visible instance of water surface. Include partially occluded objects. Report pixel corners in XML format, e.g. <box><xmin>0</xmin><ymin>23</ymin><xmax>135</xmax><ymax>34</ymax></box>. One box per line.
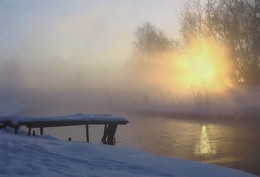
<box><xmin>21</xmin><ymin>109</ymin><xmax>260</xmax><ymax>176</ymax></box>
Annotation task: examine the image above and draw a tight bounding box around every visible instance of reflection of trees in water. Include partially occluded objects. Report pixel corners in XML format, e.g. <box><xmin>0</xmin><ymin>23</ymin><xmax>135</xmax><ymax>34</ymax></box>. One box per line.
<box><xmin>195</xmin><ymin>124</ymin><xmax>217</xmax><ymax>156</ymax></box>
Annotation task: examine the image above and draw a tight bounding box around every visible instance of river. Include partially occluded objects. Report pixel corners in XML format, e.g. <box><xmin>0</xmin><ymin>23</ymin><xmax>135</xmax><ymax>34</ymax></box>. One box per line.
<box><xmin>21</xmin><ymin>109</ymin><xmax>260</xmax><ymax>176</ymax></box>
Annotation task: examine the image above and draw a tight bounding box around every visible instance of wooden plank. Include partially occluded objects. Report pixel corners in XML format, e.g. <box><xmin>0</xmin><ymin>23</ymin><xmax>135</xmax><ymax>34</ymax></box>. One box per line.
<box><xmin>40</xmin><ymin>127</ymin><xmax>44</xmax><ymax>135</ymax></box>
<box><xmin>86</xmin><ymin>124</ymin><xmax>89</xmax><ymax>143</ymax></box>
<box><xmin>1</xmin><ymin>115</ymin><xmax>128</xmax><ymax>146</ymax></box>
<box><xmin>23</xmin><ymin>120</ymin><xmax>128</xmax><ymax>128</ymax></box>
<box><xmin>28</xmin><ymin>128</ymin><xmax>31</xmax><ymax>136</ymax></box>
<box><xmin>14</xmin><ymin>127</ymin><xmax>19</xmax><ymax>134</ymax></box>
<box><xmin>101</xmin><ymin>124</ymin><xmax>108</xmax><ymax>144</ymax></box>
<box><xmin>107</xmin><ymin>124</ymin><xmax>118</xmax><ymax>145</ymax></box>
<box><xmin>5</xmin><ymin>121</ymin><xmax>19</xmax><ymax>129</ymax></box>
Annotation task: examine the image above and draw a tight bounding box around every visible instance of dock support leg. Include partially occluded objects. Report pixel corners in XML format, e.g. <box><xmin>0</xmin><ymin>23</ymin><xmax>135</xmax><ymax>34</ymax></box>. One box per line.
<box><xmin>14</xmin><ymin>128</ymin><xmax>18</xmax><ymax>134</ymax></box>
<box><xmin>101</xmin><ymin>124</ymin><xmax>108</xmax><ymax>144</ymax></box>
<box><xmin>86</xmin><ymin>124</ymin><xmax>89</xmax><ymax>143</ymax></box>
<box><xmin>28</xmin><ymin>128</ymin><xmax>31</xmax><ymax>136</ymax></box>
<box><xmin>14</xmin><ymin>126</ymin><xmax>20</xmax><ymax>134</ymax></box>
<box><xmin>107</xmin><ymin>124</ymin><xmax>117</xmax><ymax>145</ymax></box>
<box><xmin>40</xmin><ymin>127</ymin><xmax>44</xmax><ymax>135</ymax></box>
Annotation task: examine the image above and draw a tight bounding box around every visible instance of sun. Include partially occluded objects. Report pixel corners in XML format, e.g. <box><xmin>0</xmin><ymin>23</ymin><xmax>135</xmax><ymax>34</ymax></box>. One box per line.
<box><xmin>130</xmin><ymin>37</ymin><xmax>233</xmax><ymax>97</ymax></box>
<box><xmin>172</xmin><ymin>38</ymin><xmax>233</xmax><ymax>92</ymax></box>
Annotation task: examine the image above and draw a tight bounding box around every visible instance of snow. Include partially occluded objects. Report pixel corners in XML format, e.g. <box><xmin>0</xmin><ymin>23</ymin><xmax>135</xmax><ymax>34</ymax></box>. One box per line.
<box><xmin>0</xmin><ymin>92</ymin><xmax>258</xmax><ymax>177</ymax></box>
<box><xmin>0</xmin><ymin>130</ymin><xmax>257</xmax><ymax>177</ymax></box>
<box><xmin>0</xmin><ymin>113</ymin><xmax>128</xmax><ymax>126</ymax></box>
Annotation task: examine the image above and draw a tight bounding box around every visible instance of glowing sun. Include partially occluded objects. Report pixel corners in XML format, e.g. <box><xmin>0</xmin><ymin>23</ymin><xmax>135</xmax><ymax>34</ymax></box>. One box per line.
<box><xmin>172</xmin><ymin>38</ymin><xmax>233</xmax><ymax>92</ymax></box>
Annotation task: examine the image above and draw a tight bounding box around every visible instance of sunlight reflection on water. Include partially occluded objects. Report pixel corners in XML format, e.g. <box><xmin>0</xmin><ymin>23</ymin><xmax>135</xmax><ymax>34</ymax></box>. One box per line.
<box><xmin>21</xmin><ymin>109</ymin><xmax>260</xmax><ymax>176</ymax></box>
<box><xmin>194</xmin><ymin>125</ymin><xmax>217</xmax><ymax>155</ymax></box>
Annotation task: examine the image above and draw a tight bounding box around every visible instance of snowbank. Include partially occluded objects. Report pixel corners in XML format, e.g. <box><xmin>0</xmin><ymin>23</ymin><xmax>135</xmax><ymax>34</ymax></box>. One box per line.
<box><xmin>0</xmin><ymin>113</ymin><xmax>128</xmax><ymax>125</ymax></box>
<box><xmin>0</xmin><ymin>130</ymin><xmax>257</xmax><ymax>177</ymax></box>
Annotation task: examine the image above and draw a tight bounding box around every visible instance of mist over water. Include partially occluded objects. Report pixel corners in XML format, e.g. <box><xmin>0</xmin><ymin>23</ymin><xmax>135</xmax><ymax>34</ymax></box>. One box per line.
<box><xmin>1</xmin><ymin>2</ymin><xmax>260</xmax><ymax>176</ymax></box>
<box><xmin>0</xmin><ymin>0</ymin><xmax>259</xmax><ymax>118</ymax></box>
<box><xmin>0</xmin><ymin>0</ymin><xmax>182</xmax><ymax>114</ymax></box>
<box><xmin>0</xmin><ymin>1</ymin><xmax>124</xmax><ymax>110</ymax></box>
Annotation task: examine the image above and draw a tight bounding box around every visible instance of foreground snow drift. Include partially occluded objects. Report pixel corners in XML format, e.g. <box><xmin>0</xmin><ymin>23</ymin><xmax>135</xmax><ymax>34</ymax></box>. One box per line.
<box><xmin>0</xmin><ymin>131</ymin><xmax>256</xmax><ymax>177</ymax></box>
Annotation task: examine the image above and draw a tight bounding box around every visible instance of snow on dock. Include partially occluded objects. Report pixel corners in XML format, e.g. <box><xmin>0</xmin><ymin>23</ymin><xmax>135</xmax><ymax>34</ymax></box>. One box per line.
<box><xmin>0</xmin><ymin>113</ymin><xmax>128</xmax><ymax>125</ymax></box>
<box><xmin>0</xmin><ymin>114</ymin><xmax>129</xmax><ymax>145</ymax></box>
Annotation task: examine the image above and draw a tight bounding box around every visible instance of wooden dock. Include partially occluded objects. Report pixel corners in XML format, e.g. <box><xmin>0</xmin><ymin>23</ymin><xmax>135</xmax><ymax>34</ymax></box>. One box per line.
<box><xmin>0</xmin><ymin>114</ymin><xmax>129</xmax><ymax>145</ymax></box>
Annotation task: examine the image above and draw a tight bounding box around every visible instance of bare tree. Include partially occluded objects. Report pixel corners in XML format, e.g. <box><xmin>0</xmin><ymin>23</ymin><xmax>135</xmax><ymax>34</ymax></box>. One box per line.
<box><xmin>180</xmin><ymin>0</ymin><xmax>260</xmax><ymax>84</ymax></box>
<box><xmin>134</xmin><ymin>22</ymin><xmax>173</xmax><ymax>61</ymax></box>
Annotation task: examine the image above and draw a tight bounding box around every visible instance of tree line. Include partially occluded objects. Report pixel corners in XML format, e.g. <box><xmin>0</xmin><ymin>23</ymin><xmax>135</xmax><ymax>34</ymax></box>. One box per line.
<box><xmin>133</xmin><ymin>0</ymin><xmax>260</xmax><ymax>85</ymax></box>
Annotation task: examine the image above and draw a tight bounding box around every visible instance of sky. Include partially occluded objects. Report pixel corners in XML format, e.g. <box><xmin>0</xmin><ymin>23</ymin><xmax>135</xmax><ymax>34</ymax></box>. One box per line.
<box><xmin>1</xmin><ymin>0</ymin><xmax>219</xmax><ymax>114</ymax></box>
<box><xmin>0</xmin><ymin>0</ymin><xmax>183</xmax><ymax>93</ymax></box>
<box><xmin>0</xmin><ymin>0</ymin><xmax>182</xmax><ymax>63</ymax></box>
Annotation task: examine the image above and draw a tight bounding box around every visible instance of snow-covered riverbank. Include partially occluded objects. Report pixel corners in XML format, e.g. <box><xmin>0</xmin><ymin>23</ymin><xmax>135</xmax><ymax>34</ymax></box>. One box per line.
<box><xmin>0</xmin><ymin>93</ymin><xmax>259</xmax><ymax>177</ymax></box>
<box><xmin>0</xmin><ymin>129</ymin><xmax>257</xmax><ymax>177</ymax></box>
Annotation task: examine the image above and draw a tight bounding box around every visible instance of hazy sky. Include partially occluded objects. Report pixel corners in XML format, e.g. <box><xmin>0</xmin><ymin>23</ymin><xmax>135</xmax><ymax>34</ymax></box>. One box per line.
<box><xmin>0</xmin><ymin>0</ymin><xmax>236</xmax><ymax>114</ymax></box>
<box><xmin>0</xmin><ymin>0</ymin><xmax>185</xmax><ymax>94</ymax></box>
<box><xmin>0</xmin><ymin>0</ymin><xmax>183</xmax><ymax>61</ymax></box>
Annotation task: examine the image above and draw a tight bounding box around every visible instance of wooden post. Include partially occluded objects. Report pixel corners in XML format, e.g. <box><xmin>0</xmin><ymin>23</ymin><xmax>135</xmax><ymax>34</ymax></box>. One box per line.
<box><xmin>103</xmin><ymin>124</ymin><xmax>108</xmax><ymax>137</ymax></box>
<box><xmin>32</xmin><ymin>130</ymin><xmax>36</xmax><ymax>136</ymax></box>
<box><xmin>40</xmin><ymin>127</ymin><xmax>44</xmax><ymax>135</ymax></box>
<box><xmin>14</xmin><ymin>126</ymin><xmax>19</xmax><ymax>134</ymax></box>
<box><xmin>86</xmin><ymin>124</ymin><xmax>89</xmax><ymax>143</ymax></box>
<box><xmin>107</xmin><ymin>124</ymin><xmax>118</xmax><ymax>145</ymax></box>
<box><xmin>101</xmin><ymin>124</ymin><xmax>108</xmax><ymax>144</ymax></box>
<box><xmin>28</xmin><ymin>128</ymin><xmax>31</xmax><ymax>136</ymax></box>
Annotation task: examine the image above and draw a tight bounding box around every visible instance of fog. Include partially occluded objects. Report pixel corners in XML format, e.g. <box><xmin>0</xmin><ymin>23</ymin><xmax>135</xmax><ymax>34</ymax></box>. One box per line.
<box><xmin>0</xmin><ymin>0</ymin><xmax>183</xmax><ymax>113</ymax></box>
<box><xmin>0</xmin><ymin>0</ymin><xmax>251</xmax><ymax>116</ymax></box>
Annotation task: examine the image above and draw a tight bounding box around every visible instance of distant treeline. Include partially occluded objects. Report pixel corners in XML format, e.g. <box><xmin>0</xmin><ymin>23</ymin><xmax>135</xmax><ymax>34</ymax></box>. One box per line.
<box><xmin>133</xmin><ymin>0</ymin><xmax>260</xmax><ymax>85</ymax></box>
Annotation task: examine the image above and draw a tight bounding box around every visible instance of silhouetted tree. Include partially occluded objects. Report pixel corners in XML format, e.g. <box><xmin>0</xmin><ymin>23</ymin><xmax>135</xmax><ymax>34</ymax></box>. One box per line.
<box><xmin>180</xmin><ymin>0</ymin><xmax>260</xmax><ymax>84</ymax></box>
<box><xmin>134</xmin><ymin>22</ymin><xmax>173</xmax><ymax>61</ymax></box>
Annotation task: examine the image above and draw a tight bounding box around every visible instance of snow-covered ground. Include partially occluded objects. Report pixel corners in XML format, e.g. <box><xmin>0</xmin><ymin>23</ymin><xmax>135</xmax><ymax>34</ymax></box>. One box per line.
<box><xmin>0</xmin><ymin>129</ymin><xmax>257</xmax><ymax>177</ymax></box>
<box><xmin>0</xmin><ymin>99</ymin><xmax>258</xmax><ymax>177</ymax></box>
